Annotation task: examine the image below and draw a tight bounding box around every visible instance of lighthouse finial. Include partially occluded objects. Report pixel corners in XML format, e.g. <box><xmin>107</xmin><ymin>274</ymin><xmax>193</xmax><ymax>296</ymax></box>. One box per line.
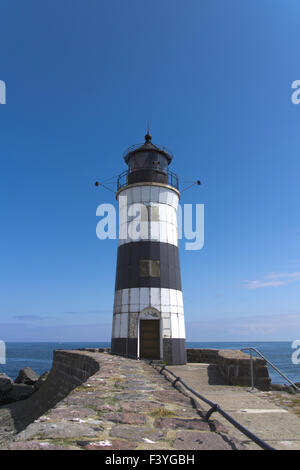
<box><xmin>145</xmin><ymin>120</ymin><xmax>152</xmax><ymax>142</ymax></box>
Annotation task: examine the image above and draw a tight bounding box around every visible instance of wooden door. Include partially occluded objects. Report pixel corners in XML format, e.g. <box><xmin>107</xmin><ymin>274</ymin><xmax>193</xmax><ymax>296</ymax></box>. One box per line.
<box><xmin>140</xmin><ymin>320</ymin><xmax>160</xmax><ymax>360</ymax></box>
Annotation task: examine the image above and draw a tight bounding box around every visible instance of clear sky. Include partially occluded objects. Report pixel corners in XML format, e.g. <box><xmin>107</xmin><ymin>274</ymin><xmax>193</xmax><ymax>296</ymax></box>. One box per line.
<box><xmin>0</xmin><ymin>0</ymin><xmax>299</xmax><ymax>342</ymax></box>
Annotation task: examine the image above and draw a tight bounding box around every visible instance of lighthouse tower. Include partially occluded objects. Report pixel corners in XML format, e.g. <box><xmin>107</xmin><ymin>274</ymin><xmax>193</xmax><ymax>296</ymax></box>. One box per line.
<box><xmin>111</xmin><ymin>132</ymin><xmax>186</xmax><ymax>365</ymax></box>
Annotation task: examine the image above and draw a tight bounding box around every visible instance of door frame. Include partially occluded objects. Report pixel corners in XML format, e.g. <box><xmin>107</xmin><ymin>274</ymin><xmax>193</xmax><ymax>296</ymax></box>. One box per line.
<box><xmin>137</xmin><ymin>307</ymin><xmax>162</xmax><ymax>360</ymax></box>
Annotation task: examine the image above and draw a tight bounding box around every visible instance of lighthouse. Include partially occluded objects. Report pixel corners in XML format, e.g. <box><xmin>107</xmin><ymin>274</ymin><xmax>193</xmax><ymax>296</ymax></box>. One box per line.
<box><xmin>111</xmin><ymin>132</ymin><xmax>186</xmax><ymax>365</ymax></box>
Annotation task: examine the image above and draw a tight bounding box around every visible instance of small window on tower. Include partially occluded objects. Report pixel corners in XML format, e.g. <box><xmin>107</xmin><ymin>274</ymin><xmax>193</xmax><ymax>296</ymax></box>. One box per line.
<box><xmin>140</xmin><ymin>205</ymin><xmax>148</xmax><ymax>222</ymax></box>
<box><xmin>139</xmin><ymin>260</ymin><xmax>160</xmax><ymax>277</ymax></box>
<box><xmin>150</xmin><ymin>206</ymin><xmax>159</xmax><ymax>221</ymax></box>
<box><xmin>140</xmin><ymin>260</ymin><xmax>150</xmax><ymax>277</ymax></box>
<box><xmin>151</xmin><ymin>260</ymin><xmax>160</xmax><ymax>277</ymax></box>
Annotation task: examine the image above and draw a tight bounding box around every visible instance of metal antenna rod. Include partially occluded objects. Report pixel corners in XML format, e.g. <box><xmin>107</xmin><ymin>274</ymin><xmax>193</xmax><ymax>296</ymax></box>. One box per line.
<box><xmin>181</xmin><ymin>180</ymin><xmax>201</xmax><ymax>193</ymax></box>
<box><xmin>94</xmin><ymin>181</ymin><xmax>115</xmax><ymax>193</ymax></box>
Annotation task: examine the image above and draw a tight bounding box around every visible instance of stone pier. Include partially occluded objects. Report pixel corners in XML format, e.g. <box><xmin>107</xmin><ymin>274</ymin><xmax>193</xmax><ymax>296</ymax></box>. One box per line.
<box><xmin>0</xmin><ymin>350</ymin><xmax>242</xmax><ymax>450</ymax></box>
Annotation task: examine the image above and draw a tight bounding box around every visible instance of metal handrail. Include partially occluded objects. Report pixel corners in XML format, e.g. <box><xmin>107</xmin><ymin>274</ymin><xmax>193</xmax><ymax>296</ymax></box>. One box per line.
<box><xmin>108</xmin><ymin>352</ymin><xmax>274</xmax><ymax>450</ymax></box>
<box><xmin>117</xmin><ymin>170</ymin><xmax>128</xmax><ymax>190</ymax></box>
<box><xmin>150</xmin><ymin>361</ymin><xmax>275</xmax><ymax>451</ymax></box>
<box><xmin>241</xmin><ymin>347</ymin><xmax>300</xmax><ymax>393</ymax></box>
<box><xmin>117</xmin><ymin>168</ymin><xmax>179</xmax><ymax>191</ymax></box>
<box><xmin>109</xmin><ymin>352</ymin><xmax>277</xmax><ymax>449</ymax></box>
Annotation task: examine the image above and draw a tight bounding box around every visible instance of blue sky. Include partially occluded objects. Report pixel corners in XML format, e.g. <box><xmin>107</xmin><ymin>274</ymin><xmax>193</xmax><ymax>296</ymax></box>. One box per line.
<box><xmin>0</xmin><ymin>0</ymin><xmax>299</xmax><ymax>341</ymax></box>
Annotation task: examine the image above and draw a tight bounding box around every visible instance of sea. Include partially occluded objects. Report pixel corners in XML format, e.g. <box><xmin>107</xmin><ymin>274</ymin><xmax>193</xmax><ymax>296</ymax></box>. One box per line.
<box><xmin>0</xmin><ymin>341</ymin><xmax>299</xmax><ymax>385</ymax></box>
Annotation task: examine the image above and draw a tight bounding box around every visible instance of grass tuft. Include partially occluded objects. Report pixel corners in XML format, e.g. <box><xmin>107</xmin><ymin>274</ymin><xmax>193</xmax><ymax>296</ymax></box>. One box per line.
<box><xmin>149</xmin><ymin>408</ymin><xmax>175</xmax><ymax>418</ymax></box>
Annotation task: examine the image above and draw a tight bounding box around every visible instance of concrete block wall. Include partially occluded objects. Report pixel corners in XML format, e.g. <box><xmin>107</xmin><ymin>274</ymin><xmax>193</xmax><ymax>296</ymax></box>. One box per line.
<box><xmin>187</xmin><ymin>348</ymin><xmax>271</xmax><ymax>390</ymax></box>
<box><xmin>0</xmin><ymin>350</ymin><xmax>100</xmax><ymax>442</ymax></box>
<box><xmin>187</xmin><ymin>348</ymin><xmax>220</xmax><ymax>364</ymax></box>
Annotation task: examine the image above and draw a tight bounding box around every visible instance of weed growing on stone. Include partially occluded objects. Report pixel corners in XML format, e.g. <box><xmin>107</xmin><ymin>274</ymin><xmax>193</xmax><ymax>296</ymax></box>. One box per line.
<box><xmin>149</xmin><ymin>408</ymin><xmax>175</xmax><ymax>418</ymax></box>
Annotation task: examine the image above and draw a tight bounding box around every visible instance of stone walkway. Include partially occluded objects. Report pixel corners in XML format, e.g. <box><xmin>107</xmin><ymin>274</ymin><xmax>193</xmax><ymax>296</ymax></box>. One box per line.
<box><xmin>3</xmin><ymin>353</ymin><xmax>242</xmax><ymax>450</ymax></box>
<box><xmin>167</xmin><ymin>363</ymin><xmax>300</xmax><ymax>450</ymax></box>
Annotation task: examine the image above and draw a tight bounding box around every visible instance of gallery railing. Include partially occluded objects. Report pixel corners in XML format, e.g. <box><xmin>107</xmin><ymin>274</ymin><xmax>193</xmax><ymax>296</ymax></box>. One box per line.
<box><xmin>117</xmin><ymin>168</ymin><xmax>179</xmax><ymax>191</ymax></box>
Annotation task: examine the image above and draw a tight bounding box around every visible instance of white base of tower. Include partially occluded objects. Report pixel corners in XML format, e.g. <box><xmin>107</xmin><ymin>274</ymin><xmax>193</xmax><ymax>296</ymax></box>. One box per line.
<box><xmin>111</xmin><ymin>287</ymin><xmax>186</xmax><ymax>364</ymax></box>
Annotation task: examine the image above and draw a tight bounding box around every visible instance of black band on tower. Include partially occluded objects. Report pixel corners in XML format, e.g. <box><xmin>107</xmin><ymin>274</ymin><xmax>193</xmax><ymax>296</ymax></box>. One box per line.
<box><xmin>115</xmin><ymin>241</ymin><xmax>182</xmax><ymax>291</ymax></box>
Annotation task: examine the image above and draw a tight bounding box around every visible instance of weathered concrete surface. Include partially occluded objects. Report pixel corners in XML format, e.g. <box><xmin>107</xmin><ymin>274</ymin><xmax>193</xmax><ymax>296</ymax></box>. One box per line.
<box><xmin>0</xmin><ymin>352</ymin><xmax>243</xmax><ymax>450</ymax></box>
<box><xmin>260</xmin><ymin>390</ymin><xmax>300</xmax><ymax>413</ymax></box>
<box><xmin>187</xmin><ymin>348</ymin><xmax>271</xmax><ymax>390</ymax></box>
<box><xmin>167</xmin><ymin>363</ymin><xmax>300</xmax><ymax>450</ymax></box>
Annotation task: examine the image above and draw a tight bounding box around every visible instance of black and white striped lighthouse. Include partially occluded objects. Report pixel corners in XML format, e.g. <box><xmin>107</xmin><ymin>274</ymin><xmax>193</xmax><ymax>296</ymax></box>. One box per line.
<box><xmin>111</xmin><ymin>132</ymin><xmax>186</xmax><ymax>365</ymax></box>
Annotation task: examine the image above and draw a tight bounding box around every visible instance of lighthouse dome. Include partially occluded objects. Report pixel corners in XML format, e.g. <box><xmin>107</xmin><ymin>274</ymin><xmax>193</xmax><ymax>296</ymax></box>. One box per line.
<box><xmin>123</xmin><ymin>132</ymin><xmax>173</xmax><ymax>186</ymax></box>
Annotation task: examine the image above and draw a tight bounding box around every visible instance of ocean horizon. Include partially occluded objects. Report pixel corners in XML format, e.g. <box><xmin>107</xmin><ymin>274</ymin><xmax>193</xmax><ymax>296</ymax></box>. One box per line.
<box><xmin>0</xmin><ymin>341</ymin><xmax>299</xmax><ymax>386</ymax></box>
